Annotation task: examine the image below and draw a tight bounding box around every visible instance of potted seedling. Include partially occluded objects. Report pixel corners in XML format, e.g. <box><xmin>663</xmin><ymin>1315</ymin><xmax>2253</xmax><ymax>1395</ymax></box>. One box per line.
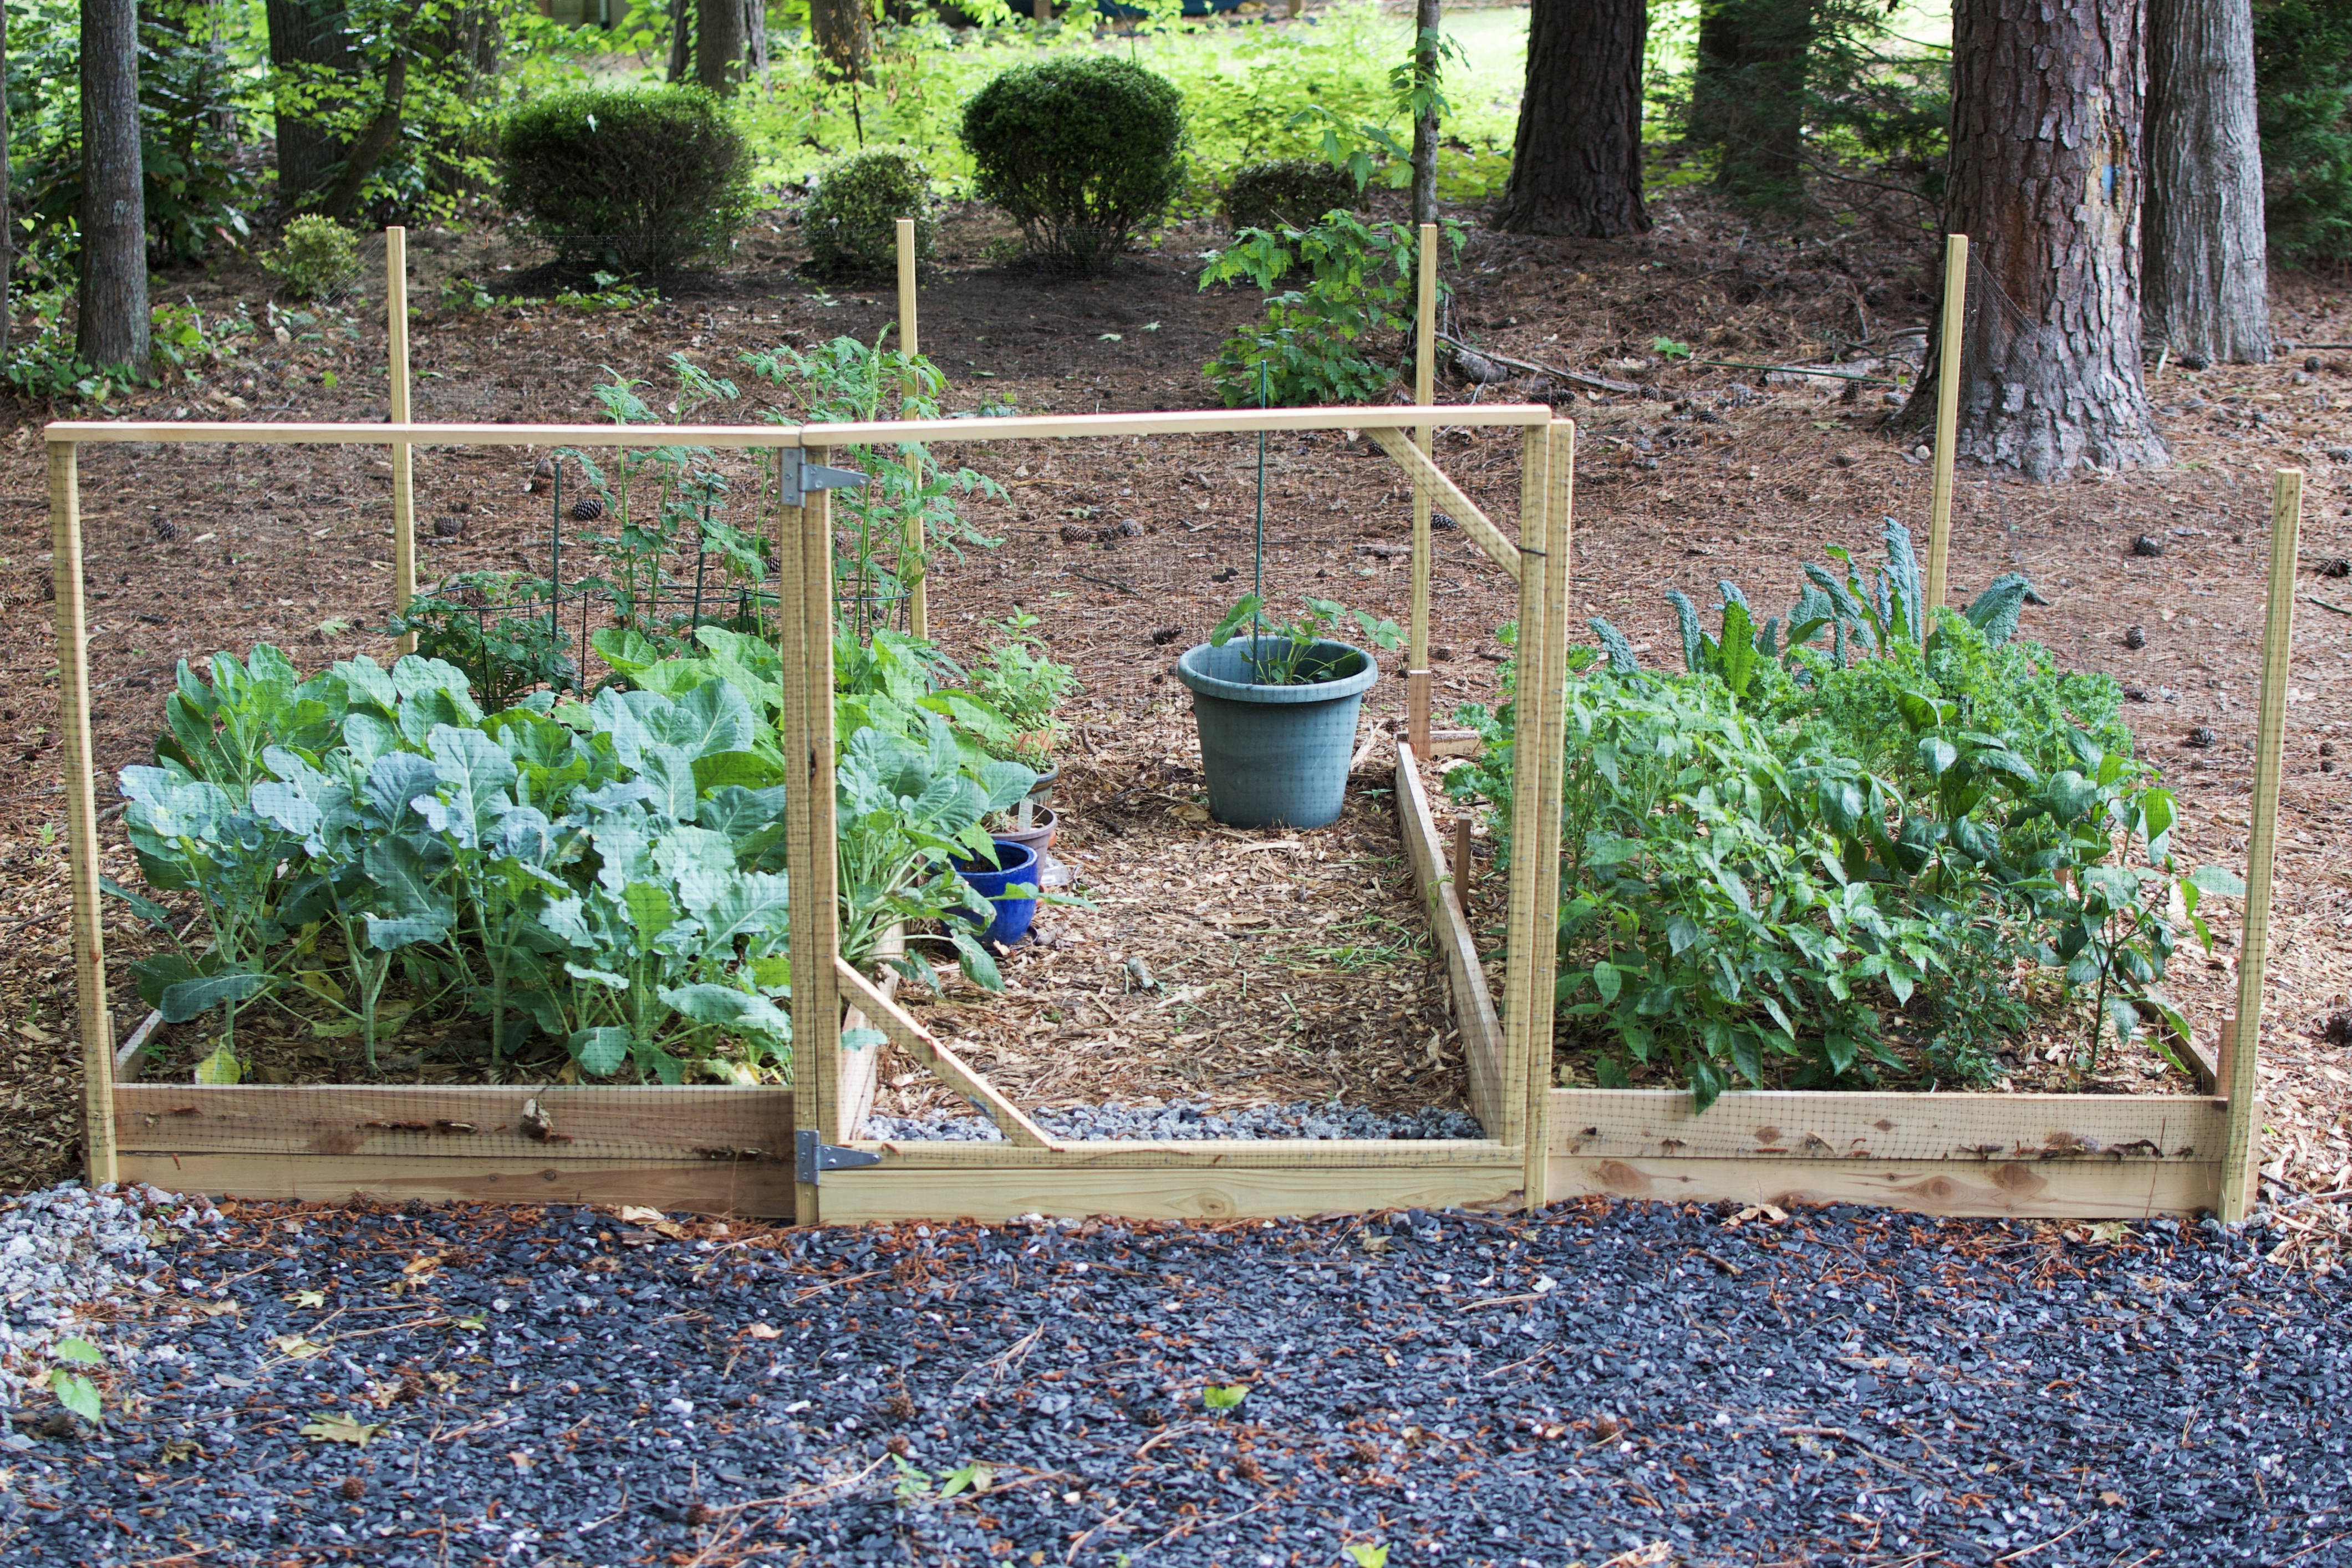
<box><xmin>1174</xmin><ymin>593</ymin><xmax>1400</xmax><ymax>829</ymax></box>
<box><xmin>968</xmin><ymin>611</ymin><xmax>1080</xmax><ymax>880</ymax></box>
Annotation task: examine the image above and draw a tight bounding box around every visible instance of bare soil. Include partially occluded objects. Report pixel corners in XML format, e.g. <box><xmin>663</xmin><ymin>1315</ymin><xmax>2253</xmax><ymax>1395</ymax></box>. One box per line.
<box><xmin>2</xmin><ymin>182</ymin><xmax>2345</xmax><ymax>1262</ymax></box>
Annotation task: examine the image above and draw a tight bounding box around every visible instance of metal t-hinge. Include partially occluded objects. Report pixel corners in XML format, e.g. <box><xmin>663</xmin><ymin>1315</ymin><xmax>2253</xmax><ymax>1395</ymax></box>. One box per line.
<box><xmin>796</xmin><ymin>1128</ymin><xmax>883</xmax><ymax>1185</ymax></box>
<box><xmin>780</xmin><ymin>449</ymin><xmax>869</xmax><ymax>507</ymax></box>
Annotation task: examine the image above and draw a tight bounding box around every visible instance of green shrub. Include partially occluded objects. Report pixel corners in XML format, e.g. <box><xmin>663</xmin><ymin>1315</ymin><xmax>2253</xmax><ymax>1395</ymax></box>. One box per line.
<box><xmin>1449</xmin><ymin>523</ymin><xmax>2246</xmax><ymax>1106</ymax></box>
<box><xmin>499</xmin><ymin>87</ymin><xmax>755</xmax><ymax>283</ymax></box>
<box><xmin>2256</xmin><ymin>0</ymin><xmax>2352</xmax><ymax>267</ymax></box>
<box><xmin>1223</xmin><ymin>158</ymin><xmax>1355</xmax><ymax>232</ymax></box>
<box><xmin>960</xmin><ymin>56</ymin><xmax>1184</xmax><ymax>272</ymax></box>
<box><xmin>1199</xmin><ymin>212</ymin><xmax>1460</xmax><ymax>406</ymax></box>
<box><xmin>264</xmin><ymin>217</ymin><xmax>362</xmax><ymax>302</ymax></box>
<box><xmin>805</xmin><ymin>150</ymin><xmax>937</xmax><ymax>279</ymax></box>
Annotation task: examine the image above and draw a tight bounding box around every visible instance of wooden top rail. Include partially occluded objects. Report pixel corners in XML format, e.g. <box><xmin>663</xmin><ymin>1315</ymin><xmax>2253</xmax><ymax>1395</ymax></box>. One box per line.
<box><xmin>807</xmin><ymin>403</ymin><xmax>1555</xmax><ymax>445</ymax></box>
<box><xmin>41</xmin><ymin>421</ymin><xmax>812</xmax><ymax>449</ymax></box>
<box><xmin>42</xmin><ymin>404</ymin><xmax>1555</xmax><ymax>450</ymax></box>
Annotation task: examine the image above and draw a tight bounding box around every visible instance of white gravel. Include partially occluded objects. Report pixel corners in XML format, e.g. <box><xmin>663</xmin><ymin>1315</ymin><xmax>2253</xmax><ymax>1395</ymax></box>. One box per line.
<box><xmin>0</xmin><ymin>1183</ymin><xmax>219</xmax><ymax>1439</ymax></box>
<box><xmin>865</xmin><ymin>1099</ymin><xmax>1486</xmax><ymax>1142</ymax></box>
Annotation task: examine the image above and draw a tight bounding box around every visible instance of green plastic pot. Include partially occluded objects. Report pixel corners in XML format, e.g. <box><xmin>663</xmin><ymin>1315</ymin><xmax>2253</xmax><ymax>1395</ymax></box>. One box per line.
<box><xmin>1173</xmin><ymin>637</ymin><xmax>1380</xmax><ymax>829</ymax></box>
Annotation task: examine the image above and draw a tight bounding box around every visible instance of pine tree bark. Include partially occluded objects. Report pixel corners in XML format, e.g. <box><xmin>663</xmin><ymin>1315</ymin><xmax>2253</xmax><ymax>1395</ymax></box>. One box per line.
<box><xmin>2145</xmin><ymin>0</ymin><xmax>2270</xmax><ymax>363</ymax></box>
<box><xmin>1690</xmin><ymin>0</ymin><xmax>1811</xmax><ymax>207</ymax></box>
<box><xmin>1897</xmin><ymin>0</ymin><xmax>2165</xmax><ymax>477</ymax></box>
<box><xmin>1494</xmin><ymin>0</ymin><xmax>1650</xmax><ymax>237</ymax></box>
<box><xmin>79</xmin><ymin>0</ymin><xmax>149</xmax><ymax>375</ymax></box>
<box><xmin>264</xmin><ymin>0</ymin><xmax>357</xmax><ymax>206</ymax></box>
<box><xmin>810</xmin><ymin>0</ymin><xmax>870</xmax><ymax>81</ymax></box>
<box><xmin>696</xmin><ymin>0</ymin><xmax>745</xmax><ymax>90</ymax></box>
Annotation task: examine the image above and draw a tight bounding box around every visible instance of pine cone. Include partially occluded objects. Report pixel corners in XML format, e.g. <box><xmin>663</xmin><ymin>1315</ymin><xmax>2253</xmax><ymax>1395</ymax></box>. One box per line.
<box><xmin>431</xmin><ymin>515</ymin><xmax>465</xmax><ymax>537</ymax></box>
<box><xmin>1060</xmin><ymin>522</ymin><xmax>1098</xmax><ymax>545</ymax></box>
<box><xmin>149</xmin><ymin>518</ymin><xmax>179</xmax><ymax>542</ymax></box>
<box><xmin>568</xmin><ymin>494</ymin><xmax>605</xmax><ymax>523</ymax></box>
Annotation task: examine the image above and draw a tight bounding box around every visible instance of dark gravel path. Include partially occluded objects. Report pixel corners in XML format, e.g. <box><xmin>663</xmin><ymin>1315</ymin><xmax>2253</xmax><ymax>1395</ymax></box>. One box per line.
<box><xmin>4</xmin><ymin>1193</ymin><xmax>2345</xmax><ymax>1567</ymax></box>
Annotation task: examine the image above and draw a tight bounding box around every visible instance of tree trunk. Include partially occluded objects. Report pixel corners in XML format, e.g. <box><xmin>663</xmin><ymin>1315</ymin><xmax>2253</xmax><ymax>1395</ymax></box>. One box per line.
<box><xmin>696</xmin><ymin>0</ymin><xmax>745</xmax><ymax>90</ymax></box>
<box><xmin>666</xmin><ymin>0</ymin><xmax>691</xmax><ymax>84</ymax></box>
<box><xmin>2145</xmin><ymin>0</ymin><xmax>2270</xmax><ymax>363</ymax></box>
<box><xmin>741</xmin><ymin>0</ymin><xmax>767</xmax><ymax>78</ymax></box>
<box><xmin>2</xmin><ymin>0</ymin><xmax>12</xmax><ymax>358</ymax></box>
<box><xmin>1897</xmin><ymin>0</ymin><xmax>2165</xmax><ymax>477</ymax></box>
<box><xmin>1690</xmin><ymin>0</ymin><xmax>1811</xmax><ymax>208</ymax></box>
<box><xmin>1409</xmin><ymin>0</ymin><xmax>1440</xmax><ymax>232</ymax></box>
<box><xmin>79</xmin><ymin>0</ymin><xmax>149</xmax><ymax>375</ymax></box>
<box><xmin>1494</xmin><ymin>0</ymin><xmax>1650</xmax><ymax>237</ymax></box>
<box><xmin>810</xmin><ymin>0</ymin><xmax>870</xmax><ymax>82</ymax></box>
<box><xmin>264</xmin><ymin>0</ymin><xmax>357</xmax><ymax>206</ymax></box>
<box><xmin>316</xmin><ymin>50</ymin><xmax>406</xmax><ymax>220</ymax></box>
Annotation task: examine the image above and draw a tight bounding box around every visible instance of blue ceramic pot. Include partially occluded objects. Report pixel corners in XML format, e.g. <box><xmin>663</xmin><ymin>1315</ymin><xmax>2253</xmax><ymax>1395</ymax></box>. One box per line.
<box><xmin>954</xmin><ymin>837</ymin><xmax>1042</xmax><ymax>946</ymax></box>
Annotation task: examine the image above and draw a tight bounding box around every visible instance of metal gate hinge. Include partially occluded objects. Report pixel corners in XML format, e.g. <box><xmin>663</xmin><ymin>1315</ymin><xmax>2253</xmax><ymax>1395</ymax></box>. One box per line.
<box><xmin>796</xmin><ymin>1128</ymin><xmax>883</xmax><ymax>1184</ymax></box>
<box><xmin>780</xmin><ymin>449</ymin><xmax>869</xmax><ymax>507</ymax></box>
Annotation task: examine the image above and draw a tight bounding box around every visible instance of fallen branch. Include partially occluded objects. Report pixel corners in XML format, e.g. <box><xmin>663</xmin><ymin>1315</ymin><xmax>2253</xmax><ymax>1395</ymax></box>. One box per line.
<box><xmin>1070</xmin><ymin>570</ymin><xmax>1139</xmax><ymax>597</ymax></box>
<box><xmin>1680</xmin><ymin>357</ymin><xmax>1896</xmax><ymax>385</ymax></box>
<box><xmin>2304</xmin><ymin>594</ymin><xmax>2351</xmax><ymax>617</ymax></box>
<box><xmin>1434</xmin><ymin>333</ymin><xmax>1640</xmax><ymax>396</ymax></box>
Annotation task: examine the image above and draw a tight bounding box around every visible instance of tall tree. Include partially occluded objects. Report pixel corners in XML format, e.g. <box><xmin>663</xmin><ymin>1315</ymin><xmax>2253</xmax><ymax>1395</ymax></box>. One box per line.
<box><xmin>1494</xmin><ymin>0</ymin><xmax>1650</xmax><ymax>237</ymax></box>
<box><xmin>79</xmin><ymin>0</ymin><xmax>150</xmax><ymax>374</ymax></box>
<box><xmin>2145</xmin><ymin>0</ymin><xmax>2271</xmax><ymax>363</ymax></box>
<box><xmin>1689</xmin><ymin>0</ymin><xmax>1811</xmax><ymax>208</ymax></box>
<box><xmin>2</xmin><ymin>0</ymin><xmax>12</xmax><ymax>359</ymax></box>
<box><xmin>1898</xmin><ymin>0</ymin><xmax>2164</xmax><ymax>477</ymax></box>
<box><xmin>696</xmin><ymin>0</ymin><xmax>745</xmax><ymax>90</ymax></box>
<box><xmin>811</xmin><ymin>0</ymin><xmax>870</xmax><ymax>80</ymax></box>
<box><xmin>1408</xmin><ymin>0</ymin><xmax>1440</xmax><ymax>232</ymax></box>
<box><xmin>264</xmin><ymin>0</ymin><xmax>357</xmax><ymax>206</ymax></box>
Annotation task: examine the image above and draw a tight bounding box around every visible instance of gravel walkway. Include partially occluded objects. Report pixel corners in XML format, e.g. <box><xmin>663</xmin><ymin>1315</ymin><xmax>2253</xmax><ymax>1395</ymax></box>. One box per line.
<box><xmin>863</xmin><ymin>1100</ymin><xmax>1486</xmax><ymax>1142</ymax></box>
<box><xmin>0</xmin><ymin>1187</ymin><xmax>2343</xmax><ymax>1567</ymax></box>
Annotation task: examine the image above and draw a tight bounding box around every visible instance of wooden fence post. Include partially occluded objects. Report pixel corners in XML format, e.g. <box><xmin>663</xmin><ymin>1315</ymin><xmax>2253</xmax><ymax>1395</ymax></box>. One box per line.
<box><xmin>1923</xmin><ymin>232</ymin><xmax>1967</xmax><ymax>614</ymax></box>
<box><xmin>50</xmin><ymin>440</ymin><xmax>116</xmax><ymax>1185</ymax></box>
<box><xmin>387</xmin><ymin>227</ymin><xmax>417</xmax><ymax>654</ymax></box>
<box><xmin>896</xmin><ymin>217</ymin><xmax>926</xmax><ymax>640</ymax></box>
<box><xmin>1408</xmin><ymin>221</ymin><xmax>1437</xmax><ymax>754</ymax></box>
<box><xmin>1519</xmin><ymin>420</ymin><xmax>1574</xmax><ymax>1208</ymax></box>
<box><xmin>784</xmin><ymin>449</ymin><xmax>844</xmax><ymax>1223</ymax></box>
<box><xmin>2219</xmin><ymin>469</ymin><xmax>2300</xmax><ymax>1221</ymax></box>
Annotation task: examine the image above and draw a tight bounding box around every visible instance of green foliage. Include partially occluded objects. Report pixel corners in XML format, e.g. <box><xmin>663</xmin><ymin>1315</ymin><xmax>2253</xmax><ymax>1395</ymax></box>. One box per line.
<box><xmin>739</xmin><ymin>334</ymin><xmax>1004</xmax><ymax>628</ymax></box>
<box><xmin>266</xmin><ymin>217</ymin><xmax>365</xmax><ymax>303</ymax></box>
<box><xmin>385</xmin><ymin>572</ymin><xmax>579</xmax><ymax>711</ymax></box>
<box><xmin>962</xmin><ymin>610</ymin><xmax>1080</xmax><ymax>766</ymax></box>
<box><xmin>1209</xmin><ymin>593</ymin><xmax>1401</xmax><ymax>685</ymax></box>
<box><xmin>804</xmin><ymin>149</ymin><xmax>938</xmax><ymax>279</ymax></box>
<box><xmin>1223</xmin><ymin>158</ymin><xmax>1355</xmax><ymax>232</ymax></box>
<box><xmin>49</xmin><ymin>1337</ymin><xmax>104</xmax><ymax>1424</ymax></box>
<box><xmin>959</xmin><ymin>55</ymin><xmax>1185</xmax><ymax>271</ymax></box>
<box><xmin>1200</xmin><ymin>212</ymin><xmax>1462</xmax><ymax>406</ymax></box>
<box><xmin>1676</xmin><ymin>0</ymin><xmax>1948</xmax><ymax>213</ymax></box>
<box><xmin>2256</xmin><ymin>0</ymin><xmax>2352</xmax><ymax>266</ymax></box>
<box><xmin>1202</xmin><ymin>1382</ymin><xmax>1249</xmax><ymax>1410</ymax></box>
<box><xmin>10</xmin><ymin>0</ymin><xmax>256</xmax><ymax>267</ymax></box>
<box><xmin>500</xmin><ymin>86</ymin><xmax>755</xmax><ymax>282</ymax></box>
<box><xmin>1452</xmin><ymin>529</ymin><xmax>2239</xmax><ymax>1106</ymax></box>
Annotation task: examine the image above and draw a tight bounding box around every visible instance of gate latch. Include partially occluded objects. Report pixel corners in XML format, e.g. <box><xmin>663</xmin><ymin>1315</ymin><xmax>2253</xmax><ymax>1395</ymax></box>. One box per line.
<box><xmin>796</xmin><ymin>1128</ymin><xmax>883</xmax><ymax>1184</ymax></box>
<box><xmin>780</xmin><ymin>449</ymin><xmax>869</xmax><ymax>507</ymax></box>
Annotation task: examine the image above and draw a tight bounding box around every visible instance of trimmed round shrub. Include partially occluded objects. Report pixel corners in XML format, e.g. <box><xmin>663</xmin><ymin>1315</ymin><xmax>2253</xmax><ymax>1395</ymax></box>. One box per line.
<box><xmin>804</xmin><ymin>150</ymin><xmax>937</xmax><ymax>279</ymax></box>
<box><xmin>959</xmin><ymin>57</ymin><xmax>1183</xmax><ymax>273</ymax></box>
<box><xmin>1224</xmin><ymin>159</ymin><xmax>1354</xmax><ymax>233</ymax></box>
<box><xmin>498</xmin><ymin>87</ymin><xmax>754</xmax><ymax>283</ymax></box>
<box><xmin>264</xmin><ymin>215</ymin><xmax>362</xmax><ymax>301</ymax></box>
